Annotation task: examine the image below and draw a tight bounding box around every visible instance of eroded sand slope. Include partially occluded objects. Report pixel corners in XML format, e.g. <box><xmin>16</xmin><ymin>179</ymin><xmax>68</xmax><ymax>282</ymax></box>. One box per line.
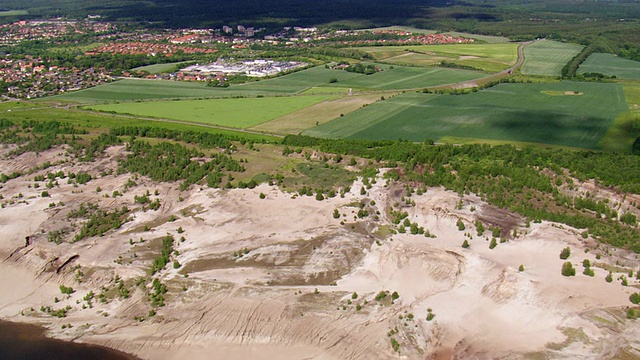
<box><xmin>1</xmin><ymin>146</ymin><xmax>639</xmax><ymax>360</ymax></box>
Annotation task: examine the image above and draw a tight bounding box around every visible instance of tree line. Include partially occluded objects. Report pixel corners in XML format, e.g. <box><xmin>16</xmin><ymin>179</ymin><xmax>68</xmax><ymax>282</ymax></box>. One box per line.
<box><xmin>283</xmin><ymin>135</ymin><xmax>640</xmax><ymax>252</ymax></box>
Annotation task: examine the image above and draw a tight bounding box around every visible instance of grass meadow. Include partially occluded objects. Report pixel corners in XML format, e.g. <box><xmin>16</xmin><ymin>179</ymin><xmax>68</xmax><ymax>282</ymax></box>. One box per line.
<box><xmin>0</xmin><ymin>101</ymin><xmax>278</xmax><ymax>141</ymax></box>
<box><xmin>304</xmin><ymin>81</ymin><xmax>627</xmax><ymax>149</ymax></box>
<box><xmin>87</xmin><ymin>95</ymin><xmax>336</xmax><ymax>128</ymax></box>
<box><xmin>521</xmin><ymin>40</ymin><xmax>583</xmax><ymax>76</ymax></box>
<box><xmin>578</xmin><ymin>53</ymin><xmax>640</xmax><ymax>80</ymax></box>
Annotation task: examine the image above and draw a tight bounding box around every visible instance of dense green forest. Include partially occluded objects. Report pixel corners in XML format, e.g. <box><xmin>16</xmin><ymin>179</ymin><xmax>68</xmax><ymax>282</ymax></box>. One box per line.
<box><xmin>2</xmin><ymin>0</ymin><xmax>639</xmax><ymax>60</ymax></box>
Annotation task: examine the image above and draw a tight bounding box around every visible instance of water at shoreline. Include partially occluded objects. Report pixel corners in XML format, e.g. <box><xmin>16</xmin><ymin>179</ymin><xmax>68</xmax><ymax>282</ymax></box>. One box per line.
<box><xmin>0</xmin><ymin>320</ymin><xmax>139</xmax><ymax>360</ymax></box>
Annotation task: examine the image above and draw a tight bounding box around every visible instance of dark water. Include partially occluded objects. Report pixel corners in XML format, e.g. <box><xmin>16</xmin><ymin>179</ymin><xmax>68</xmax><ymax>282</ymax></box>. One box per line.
<box><xmin>0</xmin><ymin>320</ymin><xmax>139</xmax><ymax>360</ymax></box>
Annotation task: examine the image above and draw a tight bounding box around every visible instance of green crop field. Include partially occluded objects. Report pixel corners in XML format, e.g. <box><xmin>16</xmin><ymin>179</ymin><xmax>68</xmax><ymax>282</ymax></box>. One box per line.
<box><xmin>329</xmin><ymin>65</ymin><xmax>485</xmax><ymax>90</ymax></box>
<box><xmin>578</xmin><ymin>53</ymin><xmax>640</xmax><ymax>80</ymax></box>
<box><xmin>130</xmin><ymin>61</ymin><xmax>194</xmax><ymax>74</ymax></box>
<box><xmin>599</xmin><ymin>82</ymin><xmax>640</xmax><ymax>152</ymax></box>
<box><xmin>230</xmin><ymin>66</ymin><xmax>362</xmax><ymax>93</ymax></box>
<box><xmin>357</xmin><ymin>47</ymin><xmax>408</xmax><ymax>60</ymax></box>
<box><xmin>521</xmin><ymin>40</ymin><xmax>583</xmax><ymax>76</ymax></box>
<box><xmin>87</xmin><ymin>95</ymin><xmax>336</xmax><ymax>129</ymax></box>
<box><xmin>50</xmin><ymin>79</ymin><xmax>227</xmax><ymax>103</ymax></box>
<box><xmin>304</xmin><ymin>81</ymin><xmax>627</xmax><ymax>149</ymax></box>
<box><xmin>379</xmin><ymin>53</ymin><xmax>446</xmax><ymax>67</ymax></box>
<box><xmin>251</xmin><ymin>92</ymin><xmax>398</xmax><ymax>134</ymax></box>
<box><xmin>376</xmin><ymin>43</ymin><xmax>518</xmax><ymax>72</ymax></box>
<box><xmin>51</xmin><ymin>64</ymin><xmax>483</xmax><ymax>103</ymax></box>
<box><xmin>0</xmin><ymin>101</ymin><xmax>278</xmax><ymax>141</ymax></box>
<box><xmin>301</xmin><ymin>87</ymin><xmax>356</xmax><ymax>94</ymax></box>
<box><xmin>51</xmin><ymin>67</ymin><xmax>363</xmax><ymax>103</ymax></box>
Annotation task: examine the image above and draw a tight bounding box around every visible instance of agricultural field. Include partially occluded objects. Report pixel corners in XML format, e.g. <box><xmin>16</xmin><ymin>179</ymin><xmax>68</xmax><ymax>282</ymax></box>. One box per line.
<box><xmin>87</xmin><ymin>95</ymin><xmax>336</xmax><ymax>129</ymax></box>
<box><xmin>373</xmin><ymin>43</ymin><xmax>519</xmax><ymax>72</ymax></box>
<box><xmin>232</xmin><ymin>64</ymin><xmax>483</xmax><ymax>92</ymax></box>
<box><xmin>52</xmin><ymin>64</ymin><xmax>484</xmax><ymax>103</ymax></box>
<box><xmin>329</xmin><ymin>64</ymin><xmax>485</xmax><ymax>90</ymax></box>
<box><xmin>230</xmin><ymin>66</ymin><xmax>362</xmax><ymax>93</ymax></box>
<box><xmin>50</xmin><ymin>79</ymin><xmax>227</xmax><ymax>103</ymax></box>
<box><xmin>0</xmin><ymin>101</ymin><xmax>278</xmax><ymax>141</ymax></box>
<box><xmin>578</xmin><ymin>53</ymin><xmax>640</xmax><ymax>80</ymax></box>
<box><xmin>521</xmin><ymin>40</ymin><xmax>583</xmax><ymax>76</ymax></box>
<box><xmin>130</xmin><ymin>61</ymin><xmax>195</xmax><ymax>74</ymax></box>
<box><xmin>599</xmin><ymin>82</ymin><xmax>640</xmax><ymax>152</ymax></box>
<box><xmin>251</xmin><ymin>92</ymin><xmax>398</xmax><ymax>134</ymax></box>
<box><xmin>300</xmin><ymin>87</ymin><xmax>354</xmax><ymax>95</ymax></box>
<box><xmin>304</xmin><ymin>81</ymin><xmax>627</xmax><ymax>149</ymax></box>
<box><xmin>50</xmin><ymin>67</ymin><xmax>362</xmax><ymax>103</ymax></box>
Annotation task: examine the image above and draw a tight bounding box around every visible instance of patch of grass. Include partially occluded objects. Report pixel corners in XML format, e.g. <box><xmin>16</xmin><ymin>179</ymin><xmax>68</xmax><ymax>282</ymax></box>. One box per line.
<box><xmin>0</xmin><ymin>10</ymin><xmax>28</xmax><ymax>16</ymax></box>
<box><xmin>521</xmin><ymin>40</ymin><xmax>584</xmax><ymax>76</ymax></box>
<box><xmin>46</xmin><ymin>43</ymin><xmax>102</xmax><ymax>53</ymax></box>
<box><xmin>545</xmin><ymin>327</ymin><xmax>590</xmax><ymax>351</ymax></box>
<box><xmin>578</xmin><ymin>53</ymin><xmax>640</xmax><ymax>80</ymax></box>
<box><xmin>374</xmin><ymin>225</ymin><xmax>394</xmax><ymax>239</ymax></box>
<box><xmin>306</xmin><ymin>81</ymin><xmax>627</xmax><ymax>149</ymax></box>
<box><xmin>87</xmin><ymin>95</ymin><xmax>336</xmax><ymax>129</ymax></box>
<box><xmin>230</xmin><ymin>143</ymin><xmax>299</xmax><ymax>184</ymax></box>
<box><xmin>288</xmin><ymin>161</ymin><xmax>356</xmax><ymax>192</ymax></box>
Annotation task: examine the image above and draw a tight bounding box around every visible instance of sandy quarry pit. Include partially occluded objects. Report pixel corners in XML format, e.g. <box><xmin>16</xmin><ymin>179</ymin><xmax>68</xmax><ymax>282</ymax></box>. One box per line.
<box><xmin>0</xmin><ymin>145</ymin><xmax>639</xmax><ymax>360</ymax></box>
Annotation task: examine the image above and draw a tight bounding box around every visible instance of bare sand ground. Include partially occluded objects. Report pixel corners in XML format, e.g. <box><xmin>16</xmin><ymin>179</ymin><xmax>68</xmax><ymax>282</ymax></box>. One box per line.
<box><xmin>1</xmin><ymin>146</ymin><xmax>639</xmax><ymax>359</ymax></box>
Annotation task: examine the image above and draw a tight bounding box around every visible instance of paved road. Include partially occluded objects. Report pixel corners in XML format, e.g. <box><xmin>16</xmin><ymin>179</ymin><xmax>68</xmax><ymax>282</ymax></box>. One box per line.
<box><xmin>503</xmin><ymin>40</ymin><xmax>534</xmax><ymax>75</ymax></box>
<box><xmin>439</xmin><ymin>39</ymin><xmax>536</xmax><ymax>90</ymax></box>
